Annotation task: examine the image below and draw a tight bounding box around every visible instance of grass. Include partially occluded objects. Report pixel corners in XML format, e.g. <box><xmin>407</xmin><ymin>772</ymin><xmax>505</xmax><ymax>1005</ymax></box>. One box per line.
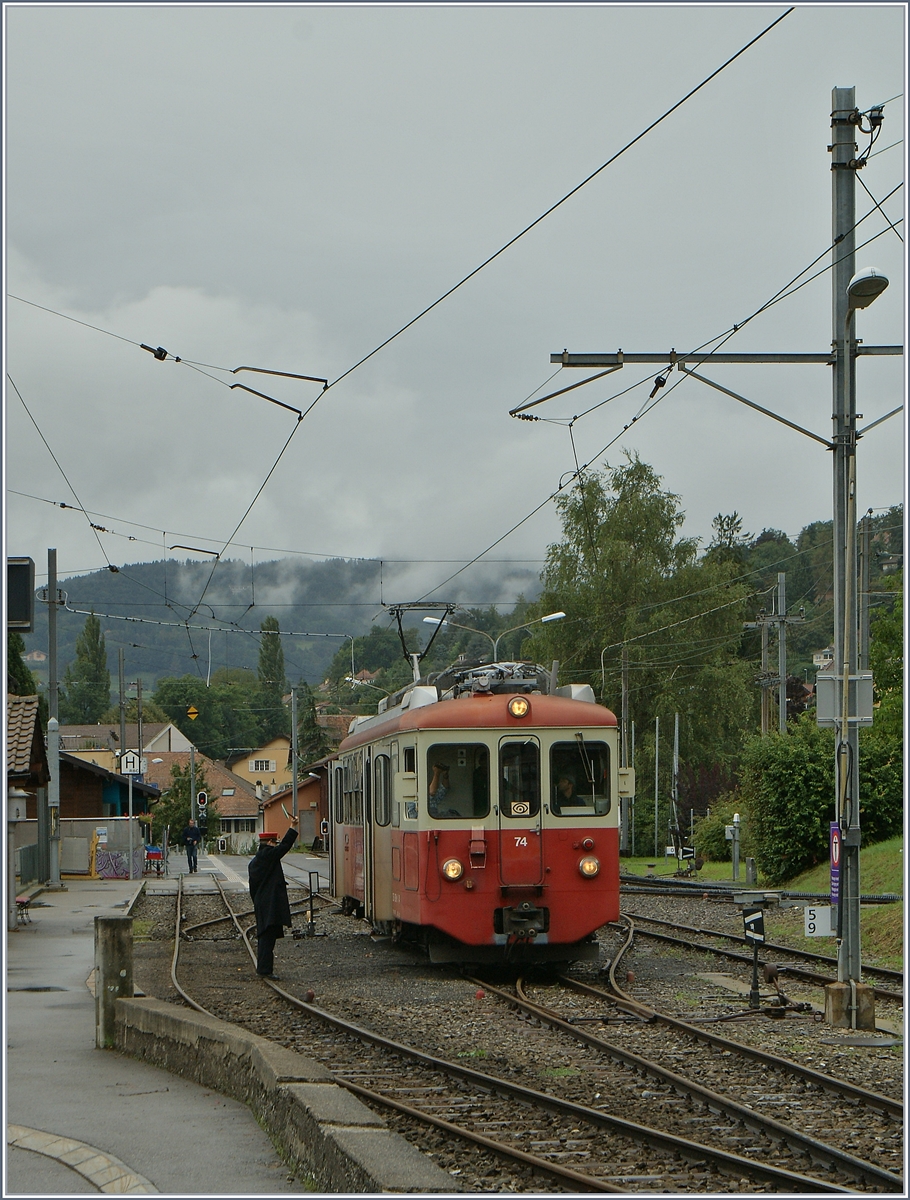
<box><xmin>621</xmin><ymin>836</ymin><xmax>904</xmax><ymax>969</ymax></box>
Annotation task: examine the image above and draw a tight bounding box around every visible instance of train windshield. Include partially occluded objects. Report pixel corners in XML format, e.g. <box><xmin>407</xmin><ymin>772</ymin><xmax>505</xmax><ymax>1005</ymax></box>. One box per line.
<box><xmin>426</xmin><ymin>744</ymin><xmax>490</xmax><ymax>819</ymax></box>
<box><xmin>550</xmin><ymin>740</ymin><xmax>611</xmax><ymax>816</ymax></box>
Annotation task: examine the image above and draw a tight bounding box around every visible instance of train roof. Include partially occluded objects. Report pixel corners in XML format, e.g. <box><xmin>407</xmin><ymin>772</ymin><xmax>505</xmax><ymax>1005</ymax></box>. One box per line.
<box><xmin>338</xmin><ymin>661</ymin><xmax>617</xmax><ymax>752</ymax></box>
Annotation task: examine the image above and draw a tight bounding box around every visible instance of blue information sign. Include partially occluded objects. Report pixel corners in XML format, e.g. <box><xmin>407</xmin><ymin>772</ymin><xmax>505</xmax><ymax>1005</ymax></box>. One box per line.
<box><xmin>830</xmin><ymin>821</ymin><xmax>841</xmax><ymax>906</ymax></box>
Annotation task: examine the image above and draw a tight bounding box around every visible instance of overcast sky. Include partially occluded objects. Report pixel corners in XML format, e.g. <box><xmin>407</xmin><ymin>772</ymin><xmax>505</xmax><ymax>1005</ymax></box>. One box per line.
<box><xmin>4</xmin><ymin>3</ymin><xmax>906</xmax><ymax>617</ymax></box>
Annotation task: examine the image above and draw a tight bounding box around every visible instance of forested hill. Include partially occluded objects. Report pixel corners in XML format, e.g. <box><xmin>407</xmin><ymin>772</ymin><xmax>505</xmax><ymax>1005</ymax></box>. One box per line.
<box><xmin>22</xmin><ymin>556</ymin><xmax>542</xmax><ymax>689</ymax></box>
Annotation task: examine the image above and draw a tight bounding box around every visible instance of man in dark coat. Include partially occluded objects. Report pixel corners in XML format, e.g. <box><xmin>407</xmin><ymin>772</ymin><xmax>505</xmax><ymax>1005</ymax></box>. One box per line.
<box><xmin>182</xmin><ymin>818</ymin><xmax>203</xmax><ymax>874</ymax></box>
<box><xmin>248</xmin><ymin>814</ymin><xmax>299</xmax><ymax>978</ymax></box>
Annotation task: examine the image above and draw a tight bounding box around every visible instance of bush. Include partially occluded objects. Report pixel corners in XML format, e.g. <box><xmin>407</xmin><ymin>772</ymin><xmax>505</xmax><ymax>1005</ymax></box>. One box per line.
<box><xmin>692</xmin><ymin>794</ymin><xmax>753</xmax><ymax>862</ymax></box>
<box><xmin>740</xmin><ymin>715</ymin><xmax>903</xmax><ymax>885</ymax></box>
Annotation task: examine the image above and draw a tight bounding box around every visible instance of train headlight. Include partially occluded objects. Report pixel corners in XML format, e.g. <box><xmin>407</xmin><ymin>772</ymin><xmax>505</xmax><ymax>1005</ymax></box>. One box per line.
<box><xmin>508</xmin><ymin>696</ymin><xmax>530</xmax><ymax>718</ymax></box>
<box><xmin>578</xmin><ymin>855</ymin><xmax>600</xmax><ymax>878</ymax></box>
<box><xmin>442</xmin><ymin>858</ymin><xmax>464</xmax><ymax>880</ymax></box>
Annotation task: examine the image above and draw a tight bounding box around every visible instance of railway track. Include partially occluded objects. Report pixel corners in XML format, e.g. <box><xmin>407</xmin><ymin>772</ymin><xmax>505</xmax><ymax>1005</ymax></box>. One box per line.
<box><xmin>613</xmin><ymin>912</ymin><xmax>903</xmax><ymax>1004</ymax></box>
<box><xmin>624</xmin><ymin>909</ymin><xmax>903</xmax><ymax>987</ymax></box>
<box><xmin>163</xmin><ymin>883</ymin><xmax>900</xmax><ymax>1193</ymax></box>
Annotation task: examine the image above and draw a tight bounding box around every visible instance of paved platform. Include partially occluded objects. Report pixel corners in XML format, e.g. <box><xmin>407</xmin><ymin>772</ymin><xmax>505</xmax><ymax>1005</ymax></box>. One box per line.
<box><xmin>5</xmin><ymin>851</ymin><xmax>318</xmax><ymax>1195</ymax></box>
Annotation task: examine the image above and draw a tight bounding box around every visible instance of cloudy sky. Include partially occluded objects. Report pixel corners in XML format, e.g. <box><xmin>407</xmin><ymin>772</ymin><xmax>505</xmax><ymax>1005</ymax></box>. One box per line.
<box><xmin>4</xmin><ymin>3</ymin><xmax>906</xmax><ymax>615</ymax></box>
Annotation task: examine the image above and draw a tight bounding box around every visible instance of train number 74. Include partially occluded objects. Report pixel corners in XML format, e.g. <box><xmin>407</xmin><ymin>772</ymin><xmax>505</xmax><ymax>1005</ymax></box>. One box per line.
<box><xmin>514</xmin><ymin>836</ymin><xmax>528</xmax><ymax>847</ymax></box>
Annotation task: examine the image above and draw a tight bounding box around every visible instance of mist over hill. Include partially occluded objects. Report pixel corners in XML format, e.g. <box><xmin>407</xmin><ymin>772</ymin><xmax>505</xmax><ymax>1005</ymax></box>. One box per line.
<box><xmin>22</xmin><ymin>556</ymin><xmax>542</xmax><ymax>691</ymax></box>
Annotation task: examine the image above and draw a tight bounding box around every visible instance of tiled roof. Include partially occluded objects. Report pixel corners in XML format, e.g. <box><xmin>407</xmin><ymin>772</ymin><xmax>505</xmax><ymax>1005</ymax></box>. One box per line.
<box><xmin>7</xmin><ymin>694</ymin><xmax>42</xmax><ymax>777</ymax></box>
<box><xmin>140</xmin><ymin>751</ymin><xmax>258</xmax><ymax>817</ymax></box>
<box><xmin>58</xmin><ymin>722</ymin><xmax>171</xmax><ymax>750</ymax></box>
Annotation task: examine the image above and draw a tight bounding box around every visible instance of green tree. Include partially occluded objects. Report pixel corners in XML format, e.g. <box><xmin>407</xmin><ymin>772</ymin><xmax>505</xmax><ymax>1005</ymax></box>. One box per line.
<box><xmin>523</xmin><ymin>454</ymin><xmax>756</xmax><ymax>851</ymax></box>
<box><xmin>296</xmin><ymin>681</ymin><xmax>331</xmax><ymax>764</ymax></box>
<box><xmin>59</xmin><ymin>612</ymin><xmax>112</xmax><ymax>723</ymax></box>
<box><xmin>705</xmin><ymin>512</ymin><xmax>752</xmax><ymax>566</ymax></box>
<box><xmin>258</xmin><ymin>617</ymin><xmax>288</xmax><ymax>740</ymax></box>
<box><xmin>7</xmin><ymin>631</ymin><xmax>38</xmax><ymax>695</ymax></box>
<box><xmin>99</xmin><ymin>697</ymin><xmax>170</xmax><ymax>725</ymax></box>
<box><xmin>150</xmin><ymin>760</ymin><xmax>219</xmax><ymax>847</ymax></box>
<box><xmin>152</xmin><ymin>673</ymin><xmax>262</xmax><ymax>760</ymax></box>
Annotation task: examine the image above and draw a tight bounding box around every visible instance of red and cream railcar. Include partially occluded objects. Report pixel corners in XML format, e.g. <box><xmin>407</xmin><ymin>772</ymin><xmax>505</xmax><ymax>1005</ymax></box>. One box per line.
<box><xmin>330</xmin><ymin>662</ymin><xmax>631</xmax><ymax>963</ymax></box>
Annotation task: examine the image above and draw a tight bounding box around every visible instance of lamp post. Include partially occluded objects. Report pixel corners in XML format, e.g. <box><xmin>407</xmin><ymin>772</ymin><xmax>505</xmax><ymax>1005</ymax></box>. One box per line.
<box><xmin>423</xmin><ymin>611</ymin><xmax>565</xmax><ymax>662</ymax></box>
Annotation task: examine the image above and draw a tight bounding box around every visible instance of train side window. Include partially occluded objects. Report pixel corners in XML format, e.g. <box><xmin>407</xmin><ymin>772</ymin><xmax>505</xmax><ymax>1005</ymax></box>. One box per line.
<box><xmin>499</xmin><ymin>741</ymin><xmax>540</xmax><ymax>819</ymax></box>
<box><xmin>549</xmin><ymin>740</ymin><xmax>610</xmax><ymax>816</ymax></box>
<box><xmin>374</xmin><ymin>755</ymin><xmax>392</xmax><ymax>826</ymax></box>
<box><xmin>403</xmin><ymin>746</ymin><xmax>416</xmax><ymax>774</ymax></box>
<box><xmin>425</xmin><ymin>745</ymin><xmax>490</xmax><ymax>820</ymax></box>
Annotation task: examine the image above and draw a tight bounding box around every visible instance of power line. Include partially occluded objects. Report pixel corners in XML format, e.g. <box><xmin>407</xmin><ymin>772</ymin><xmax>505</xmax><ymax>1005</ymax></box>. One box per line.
<box><xmin>326</xmin><ymin>9</ymin><xmax>793</xmax><ymax>392</ymax></box>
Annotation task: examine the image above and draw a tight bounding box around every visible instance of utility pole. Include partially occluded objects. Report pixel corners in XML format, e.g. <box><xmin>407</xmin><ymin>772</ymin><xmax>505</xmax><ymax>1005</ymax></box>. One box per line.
<box><xmin>653</xmin><ymin>716</ymin><xmax>659</xmax><ymax>859</ymax></box>
<box><xmin>136</xmin><ymin>677</ymin><xmax>144</xmax><ymax>765</ymax></box>
<box><xmin>830</xmin><ymin>86</ymin><xmax>867</xmax><ymax>1025</ymax></box>
<box><xmin>291</xmin><ymin>687</ymin><xmax>299</xmax><ymax>819</ymax></box>
<box><xmin>744</xmin><ymin>579</ymin><xmax>802</xmax><ymax>735</ymax></box>
<box><xmin>541</xmin><ymin>88</ymin><xmax>898</xmax><ymax>1028</ymax></box>
<box><xmin>777</xmin><ymin>574</ymin><xmax>787</xmax><ymax>734</ymax></box>
<box><xmin>46</xmin><ymin>549</ymin><xmax>61</xmax><ymax>888</ymax></box>
<box><xmin>119</xmin><ymin>650</ymin><xmax>126</xmax><ymax>758</ymax></box>
<box><xmin>858</xmin><ymin>511</ymin><xmax>872</xmax><ymax>671</ymax></box>
<box><xmin>619</xmin><ymin>647</ymin><xmax>629</xmax><ymax>854</ymax></box>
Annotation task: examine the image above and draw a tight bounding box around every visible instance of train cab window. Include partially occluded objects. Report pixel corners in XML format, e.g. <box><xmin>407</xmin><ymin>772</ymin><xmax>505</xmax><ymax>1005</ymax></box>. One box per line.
<box><xmin>499</xmin><ymin>741</ymin><xmax>540</xmax><ymax>819</ymax></box>
<box><xmin>550</xmin><ymin>740</ymin><xmax>611</xmax><ymax>816</ymax></box>
<box><xmin>374</xmin><ymin>754</ymin><xmax>392</xmax><ymax>826</ymax></box>
<box><xmin>426</xmin><ymin>745</ymin><xmax>490</xmax><ymax>819</ymax></box>
<box><xmin>403</xmin><ymin>746</ymin><xmax>416</xmax><ymax>774</ymax></box>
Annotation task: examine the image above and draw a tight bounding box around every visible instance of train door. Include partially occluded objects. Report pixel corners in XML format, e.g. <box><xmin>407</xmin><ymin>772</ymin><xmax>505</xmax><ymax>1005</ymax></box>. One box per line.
<box><xmin>329</xmin><ymin>762</ymin><xmax>344</xmax><ymax>899</ymax></box>
<box><xmin>362</xmin><ymin>750</ymin><xmax>374</xmax><ymax>918</ymax></box>
<box><xmin>369</xmin><ymin>751</ymin><xmax>394</xmax><ymax>923</ymax></box>
<box><xmin>497</xmin><ymin>736</ymin><xmax>544</xmax><ymax>886</ymax></box>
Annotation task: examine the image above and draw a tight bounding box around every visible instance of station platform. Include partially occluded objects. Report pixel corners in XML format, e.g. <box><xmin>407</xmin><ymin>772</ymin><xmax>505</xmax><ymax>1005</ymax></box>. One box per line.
<box><xmin>4</xmin><ymin>849</ymin><xmax>319</xmax><ymax>1195</ymax></box>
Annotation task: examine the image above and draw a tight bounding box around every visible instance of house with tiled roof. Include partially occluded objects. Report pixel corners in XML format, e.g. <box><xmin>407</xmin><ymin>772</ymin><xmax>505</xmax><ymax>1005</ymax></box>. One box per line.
<box><xmin>59</xmin><ymin>721</ymin><xmax>193</xmax><ymax>764</ymax></box>
<box><xmin>6</xmin><ymin>694</ymin><xmax>49</xmax><ymax>795</ymax></box>
<box><xmin>140</xmin><ymin>751</ymin><xmax>261</xmax><ymax>851</ymax></box>
<box><xmin>224</xmin><ymin>736</ymin><xmax>293</xmax><ymax>797</ymax></box>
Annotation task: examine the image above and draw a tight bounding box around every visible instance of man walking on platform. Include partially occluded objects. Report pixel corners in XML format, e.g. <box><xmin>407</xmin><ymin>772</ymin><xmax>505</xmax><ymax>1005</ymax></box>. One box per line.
<box><xmin>182</xmin><ymin>818</ymin><xmax>203</xmax><ymax>874</ymax></box>
<box><xmin>248</xmin><ymin>814</ymin><xmax>299</xmax><ymax>978</ymax></box>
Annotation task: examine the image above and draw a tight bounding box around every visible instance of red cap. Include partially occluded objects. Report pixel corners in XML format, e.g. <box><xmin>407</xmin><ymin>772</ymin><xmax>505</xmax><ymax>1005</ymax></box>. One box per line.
<box><xmin>259</xmin><ymin>831</ymin><xmax>278</xmax><ymax>841</ymax></box>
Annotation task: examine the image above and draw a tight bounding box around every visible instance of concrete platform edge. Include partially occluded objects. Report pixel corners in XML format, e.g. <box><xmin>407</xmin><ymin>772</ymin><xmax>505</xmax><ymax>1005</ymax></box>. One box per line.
<box><xmin>114</xmin><ymin>996</ymin><xmax>454</xmax><ymax>1193</ymax></box>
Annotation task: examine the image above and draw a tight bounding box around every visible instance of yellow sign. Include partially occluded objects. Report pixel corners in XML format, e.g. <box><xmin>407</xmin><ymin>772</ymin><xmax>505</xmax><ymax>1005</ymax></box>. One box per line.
<box><xmin>186</xmin><ymin>706</ymin><xmax>199</xmax><ymax>720</ymax></box>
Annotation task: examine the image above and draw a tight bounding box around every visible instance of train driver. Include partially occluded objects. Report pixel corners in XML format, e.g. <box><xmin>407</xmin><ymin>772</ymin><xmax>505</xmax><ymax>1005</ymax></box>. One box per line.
<box><xmin>552</xmin><ymin>773</ymin><xmax>578</xmax><ymax>814</ymax></box>
<box><xmin>428</xmin><ymin>762</ymin><xmax>453</xmax><ymax>817</ymax></box>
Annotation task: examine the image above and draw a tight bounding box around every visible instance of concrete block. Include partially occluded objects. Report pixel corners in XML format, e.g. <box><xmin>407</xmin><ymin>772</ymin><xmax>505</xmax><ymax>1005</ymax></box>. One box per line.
<box><xmin>250</xmin><ymin>1040</ymin><xmax>332</xmax><ymax>1087</ymax></box>
<box><xmin>284</xmin><ymin>1082</ymin><xmax>385</xmax><ymax>1127</ymax></box>
<box><xmin>824</xmin><ymin>981</ymin><xmax>876</xmax><ymax>1029</ymax></box>
<box><xmin>328</xmin><ymin>1126</ymin><xmax>455</xmax><ymax>1192</ymax></box>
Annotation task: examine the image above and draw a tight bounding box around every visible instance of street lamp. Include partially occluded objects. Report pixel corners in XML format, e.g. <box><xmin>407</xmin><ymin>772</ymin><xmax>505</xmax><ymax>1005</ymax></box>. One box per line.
<box><xmin>423</xmin><ymin>611</ymin><xmax>565</xmax><ymax>662</ymax></box>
